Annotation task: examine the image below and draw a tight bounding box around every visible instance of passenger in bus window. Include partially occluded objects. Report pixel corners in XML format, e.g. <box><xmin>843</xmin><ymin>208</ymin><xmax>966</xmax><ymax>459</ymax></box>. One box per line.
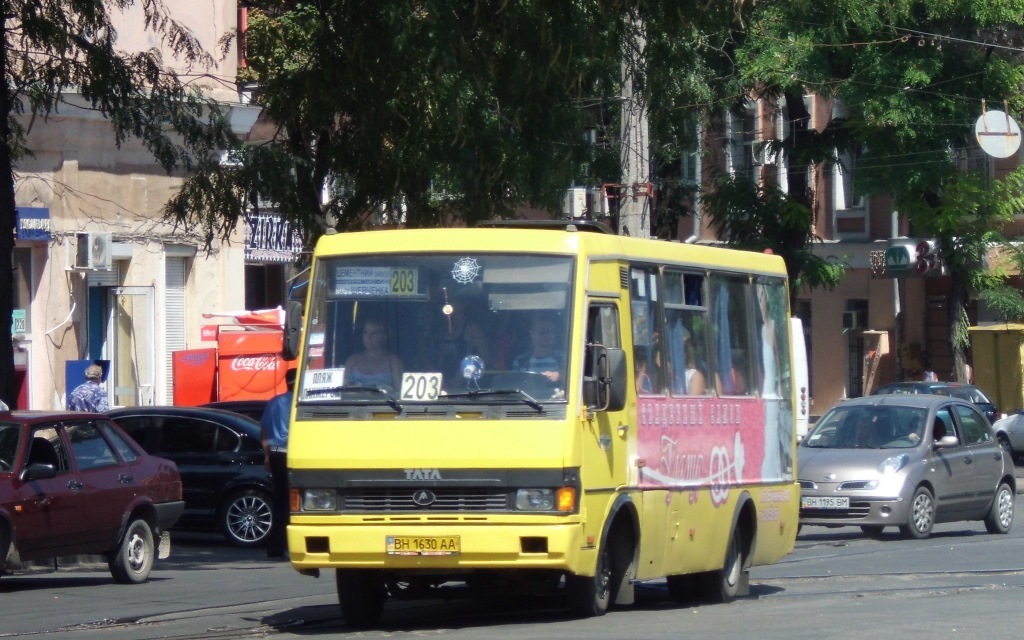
<box><xmin>667</xmin><ymin>313</ymin><xmax>705</xmax><ymax>396</ymax></box>
<box><xmin>512</xmin><ymin>314</ymin><xmax>565</xmax><ymax>383</ymax></box>
<box><xmin>716</xmin><ymin>352</ymin><xmax>748</xmax><ymax>396</ymax></box>
<box><xmin>682</xmin><ymin>338</ymin><xmax>707</xmax><ymax>395</ymax></box>
<box><xmin>344</xmin><ymin>317</ymin><xmax>404</xmax><ymax>390</ymax></box>
<box><xmin>635</xmin><ymin>350</ymin><xmax>653</xmax><ymax>394</ymax></box>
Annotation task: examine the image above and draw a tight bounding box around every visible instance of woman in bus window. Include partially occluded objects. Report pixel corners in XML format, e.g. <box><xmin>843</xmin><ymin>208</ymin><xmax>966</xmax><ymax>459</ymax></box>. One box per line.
<box><xmin>345</xmin><ymin>317</ymin><xmax>404</xmax><ymax>390</ymax></box>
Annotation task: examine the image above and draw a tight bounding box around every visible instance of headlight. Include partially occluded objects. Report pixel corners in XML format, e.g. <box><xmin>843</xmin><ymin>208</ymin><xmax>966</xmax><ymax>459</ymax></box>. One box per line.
<box><xmin>516</xmin><ymin>488</ymin><xmax>555</xmax><ymax>511</ymax></box>
<box><xmin>878</xmin><ymin>454</ymin><xmax>910</xmax><ymax>475</ymax></box>
<box><xmin>515</xmin><ymin>487</ymin><xmax>576</xmax><ymax>512</ymax></box>
<box><xmin>302</xmin><ymin>488</ymin><xmax>339</xmax><ymax>511</ymax></box>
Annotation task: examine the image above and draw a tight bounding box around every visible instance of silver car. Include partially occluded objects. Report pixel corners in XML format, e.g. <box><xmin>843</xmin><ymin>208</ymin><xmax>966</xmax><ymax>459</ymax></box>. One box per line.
<box><xmin>799</xmin><ymin>394</ymin><xmax>1015</xmax><ymax>539</ymax></box>
<box><xmin>991</xmin><ymin>412</ymin><xmax>1024</xmax><ymax>462</ymax></box>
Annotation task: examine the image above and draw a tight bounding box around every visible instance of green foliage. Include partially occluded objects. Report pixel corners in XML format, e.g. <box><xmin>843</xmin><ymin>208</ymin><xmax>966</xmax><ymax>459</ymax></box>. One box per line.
<box><xmin>717</xmin><ymin>0</ymin><xmax>1024</xmax><ymax>369</ymax></box>
<box><xmin>979</xmin><ymin>285</ymin><xmax>1024</xmax><ymax>324</ymax></box>
<box><xmin>4</xmin><ymin>0</ymin><xmax>234</xmax><ymax>170</ymax></box>
<box><xmin>701</xmin><ymin>175</ymin><xmax>844</xmax><ymax>297</ymax></box>
<box><xmin>172</xmin><ymin>0</ymin><xmax>640</xmax><ymax>235</ymax></box>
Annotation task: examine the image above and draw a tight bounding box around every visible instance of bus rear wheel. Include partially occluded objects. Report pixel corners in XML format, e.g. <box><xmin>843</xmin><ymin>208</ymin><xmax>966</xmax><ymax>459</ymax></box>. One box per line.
<box><xmin>336</xmin><ymin>569</ymin><xmax>386</xmax><ymax>629</ymax></box>
<box><xmin>696</xmin><ymin>526</ymin><xmax>745</xmax><ymax>603</ymax></box>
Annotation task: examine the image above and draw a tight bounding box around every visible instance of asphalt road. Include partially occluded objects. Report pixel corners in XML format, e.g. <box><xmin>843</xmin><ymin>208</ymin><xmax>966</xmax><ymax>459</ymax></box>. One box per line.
<box><xmin>5</xmin><ymin>496</ymin><xmax>1024</xmax><ymax>639</ymax></box>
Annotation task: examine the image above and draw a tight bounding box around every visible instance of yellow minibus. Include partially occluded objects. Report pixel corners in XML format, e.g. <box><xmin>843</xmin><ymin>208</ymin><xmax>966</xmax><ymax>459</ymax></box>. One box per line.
<box><xmin>282</xmin><ymin>220</ymin><xmax>799</xmax><ymax>627</ymax></box>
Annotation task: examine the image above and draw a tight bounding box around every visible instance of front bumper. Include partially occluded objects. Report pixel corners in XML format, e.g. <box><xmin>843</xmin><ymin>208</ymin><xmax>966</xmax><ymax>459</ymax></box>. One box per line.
<box><xmin>799</xmin><ymin>492</ymin><xmax>909</xmax><ymax>527</ymax></box>
<box><xmin>286</xmin><ymin>519</ymin><xmax>586</xmax><ymax>573</ymax></box>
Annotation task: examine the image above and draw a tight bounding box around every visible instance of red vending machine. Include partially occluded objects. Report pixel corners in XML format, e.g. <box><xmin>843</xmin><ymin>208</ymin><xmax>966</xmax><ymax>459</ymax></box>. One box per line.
<box><xmin>216</xmin><ymin>327</ymin><xmax>289</xmax><ymax>401</ymax></box>
<box><xmin>171</xmin><ymin>349</ymin><xmax>218</xmax><ymax>405</ymax></box>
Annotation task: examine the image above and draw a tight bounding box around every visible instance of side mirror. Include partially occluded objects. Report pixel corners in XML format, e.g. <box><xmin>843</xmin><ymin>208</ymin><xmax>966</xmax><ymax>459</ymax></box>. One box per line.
<box><xmin>933</xmin><ymin>434</ymin><xmax>959</xmax><ymax>449</ymax></box>
<box><xmin>282</xmin><ymin>300</ymin><xmax>303</xmax><ymax>362</ymax></box>
<box><xmin>605</xmin><ymin>348</ymin><xmax>627</xmax><ymax>411</ymax></box>
<box><xmin>20</xmin><ymin>463</ymin><xmax>56</xmax><ymax>482</ymax></box>
<box><xmin>582</xmin><ymin>345</ymin><xmax>627</xmax><ymax>412</ymax></box>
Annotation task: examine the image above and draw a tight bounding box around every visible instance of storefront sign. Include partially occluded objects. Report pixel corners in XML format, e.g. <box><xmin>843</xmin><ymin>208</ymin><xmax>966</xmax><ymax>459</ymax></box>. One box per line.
<box><xmin>244</xmin><ymin>213</ymin><xmax>303</xmax><ymax>263</ymax></box>
<box><xmin>10</xmin><ymin>309</ymin><xmax>26</xmax><ymax>335</ymax></box>
<box><xmin>872</xmin><ymin>238</ymin><xmax>944</xmax><ymax>278</ymax></box>
<box><xmin>16</xmin><ymin>207</ymin><xmax>51</xmax><ymax>241</ymax></box>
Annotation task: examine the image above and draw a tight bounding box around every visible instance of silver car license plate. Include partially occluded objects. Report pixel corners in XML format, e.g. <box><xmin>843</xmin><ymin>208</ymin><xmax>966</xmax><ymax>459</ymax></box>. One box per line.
<box><xmin>801</xmin><ymin>496</ymin><xmax>849</xmax><ymax>509</ymax></box>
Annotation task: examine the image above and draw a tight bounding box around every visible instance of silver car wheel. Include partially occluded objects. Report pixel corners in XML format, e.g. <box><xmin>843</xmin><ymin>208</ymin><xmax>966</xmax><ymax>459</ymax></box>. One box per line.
<box><xmin>901</xmin><ymin>486</ymin><xmax>935</xmax><ymax>539</ymax></box>
<box><xmin>997</xmin><ymin>488</ymin><xmax>1014</xmax><ymax>528</ymax></box>
<box><xmin>912</xmin><ymin>492</ymin><xmax>933</xmax><ymax>532</ymax></box>
<box><xmin>222</xmin><ymin>489</ymin><xmax>273</xmax><ymax>546</ymax></box>
<box><xmin>985</xmin><ymin>483</ymin><xmax>1014</xmax><ymax>534</ymax></box>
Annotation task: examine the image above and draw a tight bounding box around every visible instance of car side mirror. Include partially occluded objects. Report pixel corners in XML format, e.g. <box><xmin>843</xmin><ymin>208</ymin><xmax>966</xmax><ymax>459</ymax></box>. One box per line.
<box><xmin>933</xmin><ymin>434</ymin><xmax>959</xmax><ymax>449</ymax></box>
<box><xmin>20</xmin><ymin>462</ymin><xmax>56</xmax><ymax>482</ymax></box>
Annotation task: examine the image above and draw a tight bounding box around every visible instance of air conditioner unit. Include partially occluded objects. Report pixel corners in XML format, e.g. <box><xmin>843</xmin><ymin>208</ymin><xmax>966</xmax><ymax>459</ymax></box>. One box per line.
<box><xmin>75</xmin><ymin>232</ymin><xmax>113</xmax><ymax>270</ymax></box>
<box><xmin>562</xmin><ymin>187</ymin><xmax>588</xmax><ymax>216</ymax></box>
<box><xmin>842</xmin><ymin>310</ymin><xmax>865</xmax><ymax>331</ymax></box>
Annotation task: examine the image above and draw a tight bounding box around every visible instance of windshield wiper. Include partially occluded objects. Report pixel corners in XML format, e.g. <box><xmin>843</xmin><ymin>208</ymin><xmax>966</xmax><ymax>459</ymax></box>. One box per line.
<box><xmin>444</xmin><ymin>389</ymin><xmax>544</xmax><ymax>413</ymax></box>
<box><xmin>303</xmin><ymin>385</ymin><xmax>403</xmax><ymax>413</ymax></box>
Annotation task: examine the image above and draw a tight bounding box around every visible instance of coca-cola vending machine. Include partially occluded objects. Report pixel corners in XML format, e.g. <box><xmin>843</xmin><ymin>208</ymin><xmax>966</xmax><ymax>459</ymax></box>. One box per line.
<box><xmin>171</xmin><ymin>349</ymin><xmax>218</xmax><ymax>405</ymax></box>
<box><xmin>217</xmin><ymin>327</ymin><xmax>289</xmax><ymax>401</ymax></box>
<box><xmin>172</xmin><ymin>308</ymin><xmax>293</xmax><ymax>406</ymax></box>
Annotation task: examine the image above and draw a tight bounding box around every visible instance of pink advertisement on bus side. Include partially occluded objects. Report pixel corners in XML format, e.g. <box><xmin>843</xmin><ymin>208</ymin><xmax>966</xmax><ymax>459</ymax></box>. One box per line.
<box><xmin>636</xmin><ymin>395</ymin><xmax>792</xmax><ymax>506</ymax></box>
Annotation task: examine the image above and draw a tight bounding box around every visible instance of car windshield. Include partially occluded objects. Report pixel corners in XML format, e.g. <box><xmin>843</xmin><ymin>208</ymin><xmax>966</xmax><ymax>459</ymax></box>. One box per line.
<box><xmin>298</xmin><ymin>253</ymin><xmax>574</xmax><ymax>406</ymax></box>
<box><xmin>0</xmin><ymin>423</ymin><xmax>19</xmax><ymax>471</ymax></box>
<box><xmin>803</xmin><ymin>405</ymin><xmax>928</xmax><ymax>449</ymax></box>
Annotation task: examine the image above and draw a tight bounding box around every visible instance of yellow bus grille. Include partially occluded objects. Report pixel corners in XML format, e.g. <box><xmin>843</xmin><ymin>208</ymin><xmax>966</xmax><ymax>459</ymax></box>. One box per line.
<box><xmin>344</xmin><ymin>489</ymin><xmax>510</xmax><ymax>512</ymax></box>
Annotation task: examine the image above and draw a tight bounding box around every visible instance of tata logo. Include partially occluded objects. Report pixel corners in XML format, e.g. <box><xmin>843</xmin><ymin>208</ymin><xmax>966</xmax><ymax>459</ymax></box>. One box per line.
<box><xmin>403</xmin><ymin>468</ymin><xmax>442</xmax><ymax>480</ymax></box>
<box><xmin>412</xmin><ymin>490</ymin><xmax>436</xmax><ymax>507</ymax></box>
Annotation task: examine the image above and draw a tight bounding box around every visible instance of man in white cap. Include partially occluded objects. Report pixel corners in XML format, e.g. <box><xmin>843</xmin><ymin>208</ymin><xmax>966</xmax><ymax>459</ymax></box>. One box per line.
<box><xmin>68</xmin><ymin>364</ymin><xmax>109</xmax><ymax>412</ymax></box>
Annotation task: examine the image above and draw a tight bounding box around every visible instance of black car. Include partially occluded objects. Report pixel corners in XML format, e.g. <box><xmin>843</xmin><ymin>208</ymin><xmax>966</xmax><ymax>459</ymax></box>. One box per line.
<box><xmin>108</xmin><ymin>406</ymin><xmax>274</xmax><ymax>547</ymax></box>
<box><xmin>200</xmin><ymin>400</ymin><xmax>268</xmax><ymax>422</ymax></box>
<box><xmin>872</xmin><ymin>381</ymin><xmax>998</xmax><ymax>424</ymax></box>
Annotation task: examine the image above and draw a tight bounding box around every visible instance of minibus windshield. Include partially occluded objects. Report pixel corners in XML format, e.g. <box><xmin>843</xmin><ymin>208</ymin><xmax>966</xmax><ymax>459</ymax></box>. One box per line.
<box><xmin>297</xmin><ymin>253</ymin><xmax>574</xmax><ymax>406</ymax></box>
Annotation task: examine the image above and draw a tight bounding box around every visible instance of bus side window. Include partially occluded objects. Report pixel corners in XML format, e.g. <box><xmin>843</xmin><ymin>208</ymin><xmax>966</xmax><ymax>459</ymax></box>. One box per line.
<box><xmin>586</xmin><ymin>304</ymin><xmax>621</xmax><ymax>378</ymax></box>
<box><xmin>629</xmin><ymin>266</ymin><xmax>663</xmax><ymax>394</ymax></box>
<box><xmin>664</xmin><ymin>270</ymin><xmax>708</xmax><ymax>396</ymax></box>
<box><xmin>709</xmin><ymin>276</ymin><xmax>754</xmax><ymax>397</ymax></box>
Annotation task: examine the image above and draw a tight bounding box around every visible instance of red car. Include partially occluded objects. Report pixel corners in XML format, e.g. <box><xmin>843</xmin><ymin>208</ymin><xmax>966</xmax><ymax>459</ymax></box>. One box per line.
<box><xmin>0</xmin><ymin>411</ymin><xmax>184</xmax><ymax>583</ymax></box>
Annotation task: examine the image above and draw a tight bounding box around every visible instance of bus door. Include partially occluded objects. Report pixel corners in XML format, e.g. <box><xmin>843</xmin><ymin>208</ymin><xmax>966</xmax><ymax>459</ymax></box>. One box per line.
<box><xmin>582</xmin><ymin>300</ymin><xmax>630</xmax><ymax>492</ymax></box>
<box><xmin>581</xmin><ymin>296</ymin><xmax>636</xmax><ymax>604</ymax></box>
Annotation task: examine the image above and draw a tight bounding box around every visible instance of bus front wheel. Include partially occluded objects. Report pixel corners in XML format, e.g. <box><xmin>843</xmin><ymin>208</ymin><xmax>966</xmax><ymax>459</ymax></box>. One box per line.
<box><xmin>566</xmin><ymin>538</ymin><xmax>614</xmax><ymax>617</ymax></box>
<box><xmin>336</xmin><ymin>569</ymin><xmax>386</xmax><ymax>629</ymax></box>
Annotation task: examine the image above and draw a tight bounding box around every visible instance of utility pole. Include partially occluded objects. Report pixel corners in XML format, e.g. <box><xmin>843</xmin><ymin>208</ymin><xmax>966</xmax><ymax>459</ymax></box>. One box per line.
<box><xmin>618</xmin><ymin>18</ymin><xmax>649</xmax><ymax>239</ymax></box>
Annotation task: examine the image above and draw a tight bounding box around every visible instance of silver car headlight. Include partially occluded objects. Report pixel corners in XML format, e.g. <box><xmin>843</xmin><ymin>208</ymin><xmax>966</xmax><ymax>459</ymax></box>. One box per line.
<box><xmin>878</xmin><ymin>454</ymin><xmax>910</xmax><ymax>475</ymax></box>
<box><xmin>302</xmin><ymin>488</ymin><xmax>339</xmax><ymax>511</ymax></box>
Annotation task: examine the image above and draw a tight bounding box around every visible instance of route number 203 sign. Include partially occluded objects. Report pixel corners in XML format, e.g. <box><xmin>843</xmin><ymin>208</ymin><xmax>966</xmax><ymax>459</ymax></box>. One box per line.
<box><xmin>400</xmin><ymin>372</ymin><xmax>443</xmax><ymax>401</ymax></box>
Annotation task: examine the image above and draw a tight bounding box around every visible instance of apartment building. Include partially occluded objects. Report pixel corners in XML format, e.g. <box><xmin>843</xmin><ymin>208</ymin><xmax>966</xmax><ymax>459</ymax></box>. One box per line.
<box><xmin>9</xmin><ymin>1</ymin><xmax>289</xmax><ymax>410</ymax></box>
<box><xmin>683</xmin><ymin>96</ymin><xmax>1024</xmax><ymax>418</ymax></box>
